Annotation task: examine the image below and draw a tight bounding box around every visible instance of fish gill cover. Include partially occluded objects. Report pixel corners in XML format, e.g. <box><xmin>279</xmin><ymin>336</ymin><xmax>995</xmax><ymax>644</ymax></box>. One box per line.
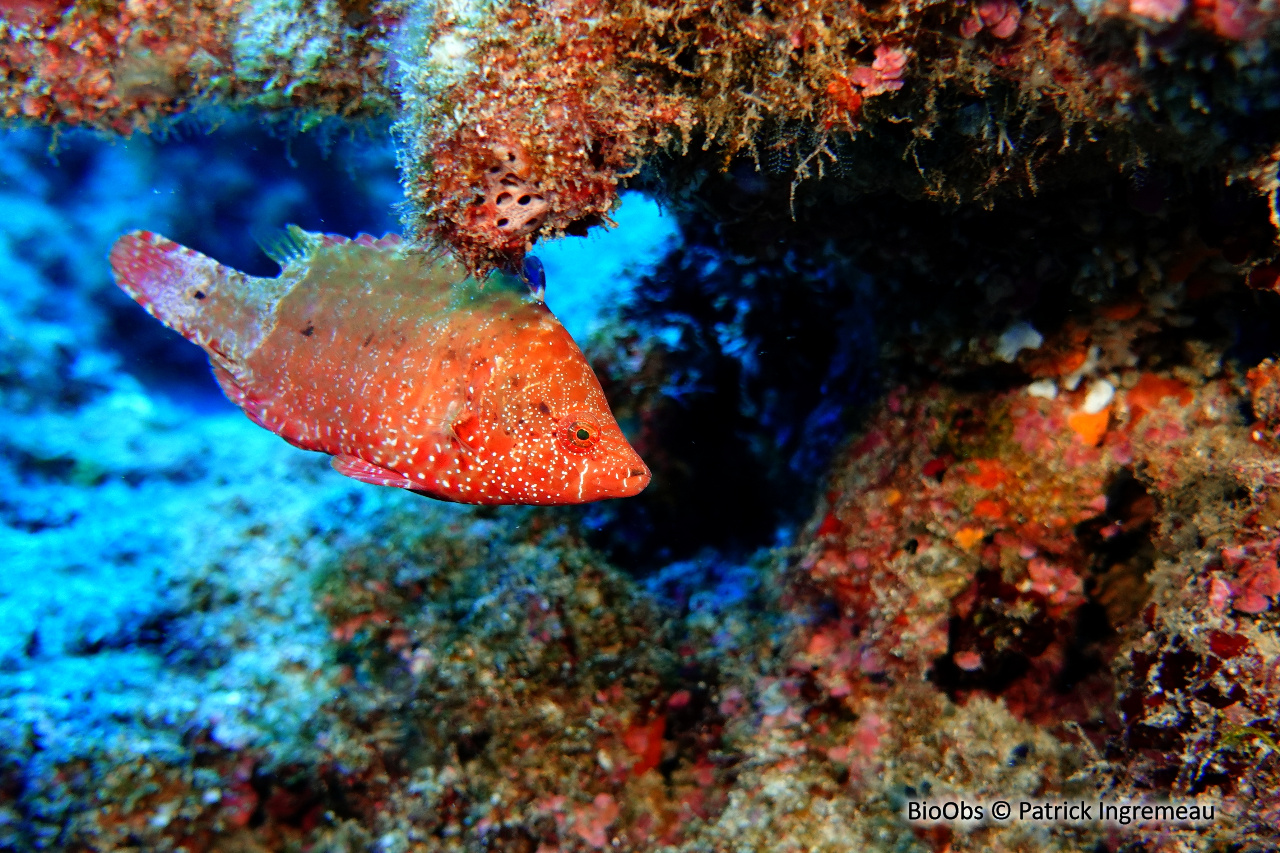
<box><xmin>1</xmin><ymin>0</ymin><xmax>1280</xmax><ymax>851</ymax></box>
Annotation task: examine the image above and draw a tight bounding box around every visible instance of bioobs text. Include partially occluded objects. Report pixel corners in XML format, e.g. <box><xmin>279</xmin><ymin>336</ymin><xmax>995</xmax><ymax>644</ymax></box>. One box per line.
<box><xmin>906</xmin><ymin>801</ymin><xmax>985</xmax><ymax>822</ymax></box>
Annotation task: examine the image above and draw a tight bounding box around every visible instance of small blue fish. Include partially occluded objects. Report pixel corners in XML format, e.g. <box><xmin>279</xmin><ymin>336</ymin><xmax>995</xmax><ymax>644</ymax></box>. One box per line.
<box><xmin>520</xmin><ymin>255</ymin><xmax>546</xmax><ymax>301</ymax></box>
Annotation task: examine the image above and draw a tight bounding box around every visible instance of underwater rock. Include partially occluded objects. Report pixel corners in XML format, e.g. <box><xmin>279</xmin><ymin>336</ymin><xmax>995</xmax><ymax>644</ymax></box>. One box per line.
<box><xmin>773</xmin><ymin>181</ymin><xmax>1280</xmax><ymax>848</ymax></box>
<box><xmin>2</xmin><ymin>0</ymin><xmax>1280</xmax><ymax>846</ymax></box>
<box><xmin>0</xmin><ymin>0</ymin><xmax>397</xmax><ymax>131</ymax></box>
<box><xmin>3</xmin><ymin>0</ymin><xmax>1279</xmax><ymax>268</ymax></box>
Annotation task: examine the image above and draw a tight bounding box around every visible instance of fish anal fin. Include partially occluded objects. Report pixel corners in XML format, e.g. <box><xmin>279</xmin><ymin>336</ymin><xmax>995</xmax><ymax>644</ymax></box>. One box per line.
<box><xmin>210</xmin><ymin>362</ymin><xmax>250</xmax><ymax>408</ymax></box>
<box><xmin>212</xmin><ymin>365</ymin><xmax>282</xmax><ymax>441</ymax></box>
<box><xmin>331</xmin><ymin>454</ymin><xmax>420</xmax><ymax>490</ymax></box>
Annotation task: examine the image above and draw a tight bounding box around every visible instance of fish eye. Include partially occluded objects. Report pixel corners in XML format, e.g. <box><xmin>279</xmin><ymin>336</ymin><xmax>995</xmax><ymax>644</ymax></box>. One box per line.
<box><xmin>559</xmin><ymin>415</ymin><xmax>600</xmax><ymax>453</ymax></box>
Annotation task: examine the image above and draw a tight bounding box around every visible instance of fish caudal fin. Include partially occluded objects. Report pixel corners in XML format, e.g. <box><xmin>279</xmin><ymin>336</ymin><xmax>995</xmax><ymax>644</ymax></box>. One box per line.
<box><xmin>109</xmin><ymin>231</ymin><xmax>285</xmax><ymax>368</ymax></box>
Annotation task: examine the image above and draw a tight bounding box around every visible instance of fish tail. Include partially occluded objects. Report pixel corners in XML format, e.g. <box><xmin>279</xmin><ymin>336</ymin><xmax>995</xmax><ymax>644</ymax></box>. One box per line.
<box><xmin>109</xmin><ymin>231</ymin><xmax>281</xmax><ymax>367</ymax></box>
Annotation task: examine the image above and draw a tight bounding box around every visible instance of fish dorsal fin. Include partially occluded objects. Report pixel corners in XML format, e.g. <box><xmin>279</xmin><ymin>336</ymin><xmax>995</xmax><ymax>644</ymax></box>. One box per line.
<box><xmin>263</xmin><ymin>227</ymin><xmax>531</xmax><ymax>316</ymax></box>
<box><xmin>261</xmin><ymin>226</ymin><xmax>408</xmax><ymax>269</ymax></box>
<box><xmin>259</xmin><ymin>224</ymin><xmax>322</xmax><ymax>268</ymax></box>
<box><xmin>353</xmin><ymin>232</ymin><xmax>404</xmax><ymax>249</ymax></box>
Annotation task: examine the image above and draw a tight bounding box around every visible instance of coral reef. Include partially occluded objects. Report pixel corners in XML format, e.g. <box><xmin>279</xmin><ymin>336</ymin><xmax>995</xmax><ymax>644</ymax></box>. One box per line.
<box><xmin>557</xmin><ymin>164</ymin><xmax>1280</xmax><ymax>849</ymax></box>
<box><xmin>3</xmin><ymin>0</ymin><xmax>1280</xmax><ymax>847</ymax></box>
<box><xmin>0</xmin><ymin>124</ymin><xmax>708</xmax><ymax>851</ymax></box>
<box><xmin>0</xmin><ymin>0</ymin><xmax>398</xmax><ymax>133</ymax></box>
<box><xmin>7</xmin><ymin>121</ymin><xmax>1279</xmax><ymax>849</ymax></box>
<box><xmin>4</xmin><ymin>0</ymin><xmax>1278</xmax><ymax>267</ymax></box>
<box><xmin>384</xmin><ymin>0</ymin><xmax>1280</xmax><ymax>268</ymax></box>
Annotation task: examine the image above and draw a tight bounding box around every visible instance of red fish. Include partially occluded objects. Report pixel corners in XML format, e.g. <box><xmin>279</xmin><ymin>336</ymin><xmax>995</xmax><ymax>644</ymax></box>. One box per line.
<box><xmin>108</xmin><ymin>227</ymin><xmax>651</xmax><ymax>505</ymax></box>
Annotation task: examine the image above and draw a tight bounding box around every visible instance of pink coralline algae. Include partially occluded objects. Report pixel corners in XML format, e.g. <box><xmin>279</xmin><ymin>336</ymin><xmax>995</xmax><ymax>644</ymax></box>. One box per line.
<box><xmin>572</xmin><ymin>793</ymin><xmax>621</xmax><ymax>849</ymax></box>
<box><xmin>1129</xmin><ymin>0</ymin><xmax>1189</xmax><ymax>23</ymax></box>
<box><xmin>796</xmin><ymin>381</ymin><xmax>1119</xmax><ymax>725</ymax></box>
<box><xmin>846</xmin><ymin>46</ymin><xmax>911</xmax><ymax>96</ymax></box>
<box><xmin>768</xmin><ymin>225</ymin><xmax>1280</xmax><ymax>846</ymax></box>
<box><xmin>1221</xmin><ymin>546</ymin><xmax>1280</xmax><ymax>614</ymax></box>
<box><xmin>1198</xmin><ymin>0</ymin><xmax>1268</xmax><ymax>38</ymax></box>
<box><xmin>961</xmin><ymin>0</ymin><xmax>1023</xmax><ymax>38</ymax></box>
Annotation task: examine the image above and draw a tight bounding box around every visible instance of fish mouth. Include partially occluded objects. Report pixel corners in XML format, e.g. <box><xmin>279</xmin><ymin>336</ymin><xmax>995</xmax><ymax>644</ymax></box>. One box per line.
<box><xmin>600</xmin><ymin>461</ymin><xmax>651</xmax><ymax>499</ymax></box>
<box><xmin>626</xmin><ymin>464</ymin><xmax>652</xmax><ymax>493</ymax></box>
<box><xmin>627</xmin><ymin>466</ymin><xmax>650</xmax><ymax>491</ymax></box>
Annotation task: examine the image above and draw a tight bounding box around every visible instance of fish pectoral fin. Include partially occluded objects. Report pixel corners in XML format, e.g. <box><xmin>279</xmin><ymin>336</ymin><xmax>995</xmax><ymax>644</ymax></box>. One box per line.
<box><xmin>331</xmin><ymin>455</ymin><xmax>420</xmax><ymax>490</ymax></box>
<box><xmin>448</xmin><ymin>410</ymin><xmax>481</xmax><ymax>452</ymax></box>
<box><xmin>430</xmin><ymin>399</ymin><xmax>480</xmax><ymax>453</ymax></box>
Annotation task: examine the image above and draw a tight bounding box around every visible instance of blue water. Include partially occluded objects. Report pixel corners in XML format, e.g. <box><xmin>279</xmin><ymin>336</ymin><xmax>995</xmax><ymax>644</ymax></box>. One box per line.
<box><xmin>539</xmin><ymin>192</ymin><xmax>681</xmax><ymax>342</ymax></box>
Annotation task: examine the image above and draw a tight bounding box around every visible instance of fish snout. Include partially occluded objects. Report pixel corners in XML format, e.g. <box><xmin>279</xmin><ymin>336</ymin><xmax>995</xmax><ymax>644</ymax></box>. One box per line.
<box><xmin>622</xmin><ymin>460</ymin><xmax>652</xmax><ymax>496</ymax></box>
<box><xmin>578</xmin><ymin>456</ymin><xmax>650</xmax><ymax>502</ymax></box>
<box><xmin>612</xmin><ymin>439</ymin><xmax>653</xmax><ymax>497</ymax></box>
